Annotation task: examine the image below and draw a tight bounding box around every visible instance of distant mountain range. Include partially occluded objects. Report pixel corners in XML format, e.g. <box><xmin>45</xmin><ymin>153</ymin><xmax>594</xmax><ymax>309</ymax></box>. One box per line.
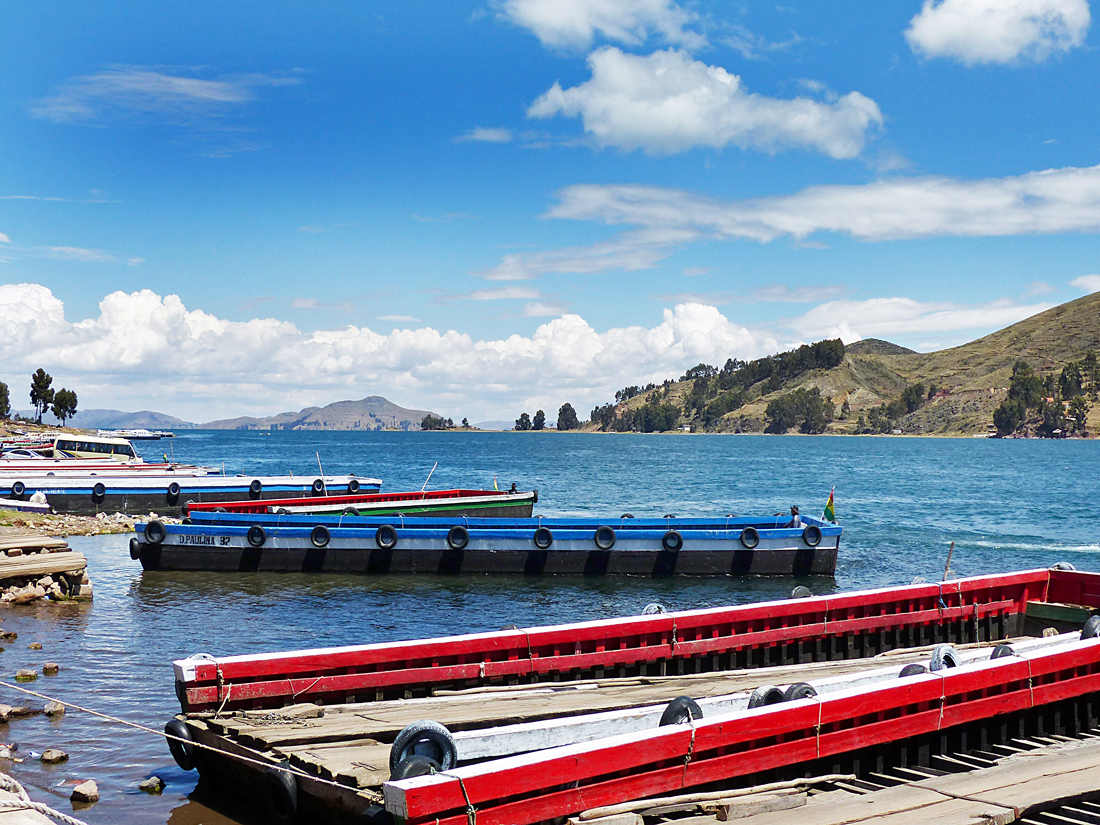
<box><xmin>16</xmin><ymin>409</ymin><xmax>196</xmax><ymax>429</ymax></box>
<box><xmin>201</xmin><ymin>396</ymin><xmax>437</xmax><ymax>431</ymax></box>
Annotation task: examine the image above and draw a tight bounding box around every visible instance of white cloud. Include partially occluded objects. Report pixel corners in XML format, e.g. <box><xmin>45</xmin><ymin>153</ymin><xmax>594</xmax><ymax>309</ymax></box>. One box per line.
<box><xmin>0</xmin><ymin>284</ymin><xmax>776</xmax><ymax>421</ymax></box>
<box><xmin>127</xmin><ymin>257</ymin><xmax>145</xmax><ymax>266</ymax></box>
<box><xmin>528</xmin><ymin>48</ymin><xmax>882</xmax><ymax>158</ymax></box>
<box><xmin>291</xmin><ymin>298</ymin><xmax>320</xmax><ymax>309</ymax></box>
<box><xmin>906</xmin><ymin>0</ymin><xmax>1090</xmax><ymax>65</ymax></box>
<box><xmin>377</xmin><ymin>315</ymin><xmax>421</xmax><ymax>323</ymax></box>
<box><xmin>469</xmin><ymin>286</ymin><xmax>543</xmax><ymax>300</ymax></box>
<box><xmin>1070</xmin><ymin>274</ymin><xmax>1100</xmax><ymax>293</ymax></box>
<box><xmin>0</xmin><ymin>234</ymin><xmax>10</xmax><ymax>244</ymax></box>
<box><xmin>791</xmin><ymin>297</ymin><xmax>1052</xmax><ymax>342</ymax></box>
<box><xmin>455</xmin><ymin>127</ymin><xmax>514</xmax><ymax>143</ymax></box>
<box><xmin>44</xmin><ymin>246</ymin><xmax>115</xmax><ymax>262</ymax></box>
<box><xmin>524</xmin><ymin>300</ymin><xmax>571</xmax><ymax>316</ymax></box>
<box><xmin>496</xmin><ymin>0</ymin><xmax>705</xmax><ymax>50</ymax></box>
<box><xmin>32</xmin><ymin>67</ymin><xmax>301</xmax><ymax>125</ymax></box>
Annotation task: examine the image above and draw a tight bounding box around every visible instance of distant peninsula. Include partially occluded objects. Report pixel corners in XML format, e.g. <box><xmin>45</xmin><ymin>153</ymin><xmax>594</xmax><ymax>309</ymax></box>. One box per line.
<box><xmin>201</xmin><ymin>396</ymin><xmax>437</xmax><ymax>431</ymax></box>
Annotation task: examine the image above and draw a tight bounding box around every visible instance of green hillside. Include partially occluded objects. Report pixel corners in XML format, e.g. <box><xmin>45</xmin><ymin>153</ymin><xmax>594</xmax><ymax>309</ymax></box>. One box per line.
<box><xmin>588</xmin><ymin>291</ymin><xmax>1100</xmax><ymax>437</ymax></box>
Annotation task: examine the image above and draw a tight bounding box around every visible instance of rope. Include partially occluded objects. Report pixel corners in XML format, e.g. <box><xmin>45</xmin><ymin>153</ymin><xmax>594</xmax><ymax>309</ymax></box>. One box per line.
<box><xmin>445</xmin><ymin>772</ymin><xmax>477</xmax><ymax>825</ymax></box>
<box><xmin>0</xmin><ymin>682</ymin><xmax>384</xmax><ymax>805</ymax></box>
<box><xmin>0</xmin><ymin>773</ymin><xmax>89</xmax><ymax>825</ymax></box>
<box><xmin>681</xmin><ymin>711</ymin><xmax>697</xmax><ymax>787</ymax></box>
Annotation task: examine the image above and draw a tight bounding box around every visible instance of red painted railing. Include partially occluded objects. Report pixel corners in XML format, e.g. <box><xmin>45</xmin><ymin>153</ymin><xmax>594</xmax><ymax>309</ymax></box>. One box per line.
<box><xmin>175</xmin><ymin>569</ymin><xmax>1069</xmax><ymax>711</ymax></box>
<box><xmin>386</xmin><ymin>637</ymin><xmax>1100</xmax><ymax>825</ymax></box>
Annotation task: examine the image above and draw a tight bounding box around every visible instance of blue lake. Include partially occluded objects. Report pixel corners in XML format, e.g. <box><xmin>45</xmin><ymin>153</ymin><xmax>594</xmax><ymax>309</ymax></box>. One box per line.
<box><xmin>1</xmin><ymin>431</ymin><xmax>1096</xmax><ymax>824</ymax></box>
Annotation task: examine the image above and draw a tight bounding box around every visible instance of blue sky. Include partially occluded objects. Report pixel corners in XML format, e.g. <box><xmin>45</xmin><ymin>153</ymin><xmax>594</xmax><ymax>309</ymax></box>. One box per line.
<box><xmin>2</xmin><ymin>0</ymin><xmax>1100</xmax><ymax>422</ymax></box>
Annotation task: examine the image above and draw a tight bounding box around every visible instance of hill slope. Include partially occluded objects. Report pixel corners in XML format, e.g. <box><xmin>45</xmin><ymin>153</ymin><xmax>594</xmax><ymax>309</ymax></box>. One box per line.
<box><xmin>202</xmin><ymin>396</ymin><xmax>436</xmax><ymax>431</ymax></box>
<box><xmin>605</xmin><ymin>292</ymin><xmax>1100</xmax><ymax>436</ymax></box>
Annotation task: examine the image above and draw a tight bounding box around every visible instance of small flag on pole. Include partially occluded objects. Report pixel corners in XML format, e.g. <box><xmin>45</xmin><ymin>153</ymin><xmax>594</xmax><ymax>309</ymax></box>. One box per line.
<box><xmin>493</xmin><ymin>476</ymin><xmax>499</xmax><ymax>491</ymax></box>
<box><xmin>822</xmin><ymin>486</ymin><xmax>836</xmax><ymax>523</ymax></box>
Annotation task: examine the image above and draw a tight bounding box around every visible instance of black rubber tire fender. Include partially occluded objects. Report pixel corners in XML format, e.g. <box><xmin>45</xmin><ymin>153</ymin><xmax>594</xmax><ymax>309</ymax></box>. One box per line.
<box><xmin>929</xmin><ymin>643</ymin><xmax>960</xmax><ymax>672</ymax></box>
<box><xmin>262</xmin><ymin>766</ymin><xmax>298</xmax><ymax>825</ymax></box>
<box><xmin>621</xmin><ymin>513</ymin><xmax>635</xmax><ymax>519</ymax></box>
<box><xmin>343</xmin><ymin>507</ymin><xmax>359</xmax><ymax>516</ymax></box>
<box><xmin>92</xmin><ymin>482</ymin><xmax>106</xmax><ymax>501</ymax></box>
<box><xmin>1083</xmin><ymin>615</ymin><xmax>1100</xmax><ymax>639</ymax></box>
<box><xmin>311</xmin><ymin>479</ymin><xmax>325</xmax><ymax>496</ymax></box>
<box><xmin>213</xmin><ymin>507</ymin><xmax>228</xmax><ymax>513</ymax></box>
<box><xmin>129</xmin><ymin>537</ymin><xmax>141</xmax><ymax>560</ymax></box>
<box><xmin>802</xmin><ymin>524</ymin><xmax>822</xmax><ymax>547</ymax></box>
<box><xmin>791</xmin><ymin>585</ymin><xmax>813</xmax><ymax>599</ymax></box>
<box><xmin>10</xmin><ymin>482</ymin><xmax>24</xmax><ymax>499</ymax></box>
<box><xmin>533</xmin><ymin>526</ymin><xmax>553</xmax><ymax>549</ymax></box>
<box><xmin>594</xmin><ymin>525</ymin><xmax>616</xmax><ymax>550</ymax></box>
<box><xmin>446</xmin><ymin>525</ymin><xmax>469</xmax><ymax>551</ymax></box>
<box><xmin>899</xmin><ymin>663</ymin><xmax>928</xmax><ymax>678</ymax></box>
<box><xmin>144</xmin><ymin>520</ymin><xmax>166</xmax><ymax>546</ymax></box>
<box><xmin>748</xmin><ymin>685</ymin><xmax>786</xmax><ymax>708</ymax></box>
<box><xmin>165</xmin><ymin>718</ymin><xmax>196</xmax><ymax>771</ymax></box>
<box><xmin>661</xmin><ymin>530</ymin><xmax>683</xmax><ymax>553</ymax></box>
<box><xmin>390</xmin><ymin>755</ymin><xmax>440</xmax><ymax>781</ymax></box>
<box><xmin>364</xmin><ymin>804</ymin><xmax>395</xmax><ymax>825</ymax></box>
<box><xmin>784</xmin><ymin>682</ymin><xmax>817</xmax><ymax>701</ymax></box>
<box><xmin>1051</xmin><ymin>561</ymin><xmax>1077</xmax><ymax>571</ymax></box>
<box><xmin>249</xmin><ymin>479</ymin><xmax>263</xmax><ymax>499</ymax></box>
<box><xmin>659</xmin><ymin>695</ymin><xmax>702</xmax><ymax>726</ymax></box>
<box><xmin>990</xmin><ymin>644</ymin><xmax>1016</xmax><ymax>659</ymax></box>
<box><xmin>375</xmin><ymin>524</ymin><xmax>398</xmax><ymax>550</ymax></box>
<box><xmin>247</xmin><ymin>525</ymin><xmax>266</xmax><ymax>548</ymax></box>
<box><xmin>347</xmin><ymin>479</ymin><xmax>360</xmax><ymax>495</ymax></box>
<box><xmin>167</xmin><ymin>482</ymin><xmax>181</xmax><ymax>504</ymax></box>
<box><xmin>739</xmin><ymin>526</ymin><xmax>760</xmax><ymax>550</ymax></box>
<box><xmin>388</xmin><ymin>720</ymin><xmax>457</xmax><ymax>774</ymax></box>
<box><xmin>311</xmin><ymin>525</ymin><xmax>330</xmax><ymax>548</ymax></box>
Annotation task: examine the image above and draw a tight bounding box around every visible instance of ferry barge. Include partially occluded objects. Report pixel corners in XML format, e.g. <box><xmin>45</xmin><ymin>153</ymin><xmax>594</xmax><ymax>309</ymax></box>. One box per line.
<box><xmin>162</xmin><ymin>567</ymin><xmax>1100</xmax><ymax>825</ymax></box>
<box><xmin>133</xmin><ymin>512</ymin><xmax>841</xmax><ymax>575</ymax></box>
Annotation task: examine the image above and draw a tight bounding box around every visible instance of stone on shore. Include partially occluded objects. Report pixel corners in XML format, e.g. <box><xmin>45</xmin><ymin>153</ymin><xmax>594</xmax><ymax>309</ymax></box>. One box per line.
<box><xmin>138</xmin><ymin>776</ymin><xmax>165</xmax><ymax>794</ymax></box>
<box><xmin>44</xmin><ymin>700</ymin><xmax>64</xmax><ymax>716</ymax></box>
<box><xmin>28</xmin><ymin>642</ymin><xmax>41</xmax><ymax>650</ymax></box>
<box><xmin>43</xmin><ymin>663</ymin><xmax>59</xmax><ymax>676</ymax></box>
<box><xmin>70</xmin><ymin>780</ymin><xmax>98</xmax><ymax>803</ymax></box>
<box><xmin>0</xmin><ymin>704</ymin><xmax>12</xmax><ymax>723</ymax></box>
<box><xmin>40</xmin><ymin>749</ymin><xmax>67</xmax><ymax>764</ymax></box>
<box><xmin>14</xmin><ymin>669</ymin><xmax>36</xmax><ymax>682</ymax></box>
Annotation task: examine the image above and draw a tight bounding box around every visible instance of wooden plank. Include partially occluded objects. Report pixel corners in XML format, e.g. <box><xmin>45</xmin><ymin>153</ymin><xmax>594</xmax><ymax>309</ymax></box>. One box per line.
<box><xmin>1027</xmin><ymin>601</ymin><xmax>1094</xmax><ymax>625</ymax></box>
<box><xmin>0</xmin><ymin>552</ymin><xmax>86</xmax><ymax>580</ymax></box>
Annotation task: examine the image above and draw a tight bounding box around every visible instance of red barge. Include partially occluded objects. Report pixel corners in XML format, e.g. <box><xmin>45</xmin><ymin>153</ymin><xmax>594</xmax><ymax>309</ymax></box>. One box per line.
<box><xmin>165</xmin><ymin>567</ymin><xmax>1100</xmax><ymax>825</ymax></box>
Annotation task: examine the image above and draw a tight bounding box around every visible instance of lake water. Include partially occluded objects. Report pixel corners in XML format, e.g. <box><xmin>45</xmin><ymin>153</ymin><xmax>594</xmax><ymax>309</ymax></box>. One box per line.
<box><xmin>2</xmin><ymin>431</ymin><xmax>1097</xmax><ymax>824</ymax></box>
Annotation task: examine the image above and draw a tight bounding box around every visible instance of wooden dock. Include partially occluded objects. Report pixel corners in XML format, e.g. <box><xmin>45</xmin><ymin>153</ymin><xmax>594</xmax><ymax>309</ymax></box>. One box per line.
<box><xmin>0</xmin><ymin>531</ymin><xmax>90</xmax><ymax>602</ymax></box>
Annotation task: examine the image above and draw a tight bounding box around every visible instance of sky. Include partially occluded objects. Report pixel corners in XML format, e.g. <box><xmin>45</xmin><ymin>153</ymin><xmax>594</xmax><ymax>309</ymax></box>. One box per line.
<box><xmin>3</xmin><ymin>0</ymin><xmax>1100</xmax><ymax>423</ymax></box>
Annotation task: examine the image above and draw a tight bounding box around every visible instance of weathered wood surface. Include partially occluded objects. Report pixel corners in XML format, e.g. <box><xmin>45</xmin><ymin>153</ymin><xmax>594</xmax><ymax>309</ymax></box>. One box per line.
<box><xmin>200</xmin><ymin>643</ymin><xmax>990</xmax><ymax>790</ymax></box>
<box><xmin>729</xmin><ymin>736</ymin><xmax>1100</xmax><ymax>824</ymax></box>
<box><xmin>0</xmin><ymin>536</ymin><xmax>68</xmax><ymax>553</ymax></box>
<box><xmin>0</xmin><ymin>553</ymin><xmax>86</xmax><ymax>579</ymax></box>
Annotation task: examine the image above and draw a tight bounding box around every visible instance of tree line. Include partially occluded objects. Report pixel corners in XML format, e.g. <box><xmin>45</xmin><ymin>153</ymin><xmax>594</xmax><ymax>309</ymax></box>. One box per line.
<box><xmin>0</xmin><ymin>369</ymin><xmax>78</xmax><ymax>425</ymax></box>
<box><xmin>992</xmin><ymin>356</ymin><xmax>1095</xmax><ymax>437</ymax></box>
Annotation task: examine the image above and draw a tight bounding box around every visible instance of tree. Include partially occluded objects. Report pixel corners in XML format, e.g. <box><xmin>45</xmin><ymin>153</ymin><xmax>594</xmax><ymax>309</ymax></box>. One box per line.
<box><xmin>421</xmin><ymin>414</ymin><xmax>449</xmax><ymax>431</ymax></box>
<box><xmin>0</xmin><ymin>382</ymin><xmax>9</xmax><ymax>419</ymax></box>
<box><xmin>557</xmin><ymin>403</ymin><xmax>580</xmax><ymax>431</ymax></box>
<box><xmin>532</xmin><ymin>410</ymin><xmax>546</xmax><ymax>430</ymax></box>
<box><xmin>993</xmin><ymin>398</ymin><xmax>1026</xmax><ymax>436</ymax></box>
<box><xmin>515</xmin><ymin>412</ymin><xmax>532</xmax><ymax>431</ymax></box>
<box><xmin>51</xmin><ymin>388</ymin><xmax>78</xmax><ymax>425</ymax></box>
<box><xmin>29</xmin><ymin>369</ymin><xmax>54</xmax><ymax>423</ymax></box>
<box><xmin>1067</xmin><ymin>396</ymin><xmax>1090</xmax><ymax>435</ymax></box>
<box><xmin>461</xmin><ymin>417</ymin><xmax>469</xmax><ymax>428</ymax></box>
<box><xmin>764</xmin><ymin>388</ymin><xmax>833</xmax><ymax>434</ymax></box>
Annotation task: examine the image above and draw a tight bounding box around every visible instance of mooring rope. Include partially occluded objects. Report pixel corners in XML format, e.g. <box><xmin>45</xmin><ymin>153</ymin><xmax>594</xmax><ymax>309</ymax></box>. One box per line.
<box><xmin>0</xmin><ymin>682</ymin><xmax>385</xmax><ymax>804</ymax></box>
<box><xmin>0</xmin><ymin>772</ymin><xmax>89</xmax><ymax>825</ymax></box>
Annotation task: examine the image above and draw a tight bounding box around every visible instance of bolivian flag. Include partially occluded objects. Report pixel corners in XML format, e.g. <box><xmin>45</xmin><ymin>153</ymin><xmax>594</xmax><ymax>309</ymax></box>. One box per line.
<box><xmin>822</xmin><ymin>487</ymin><xmax>837</xmax><ymax>523</ymax></box>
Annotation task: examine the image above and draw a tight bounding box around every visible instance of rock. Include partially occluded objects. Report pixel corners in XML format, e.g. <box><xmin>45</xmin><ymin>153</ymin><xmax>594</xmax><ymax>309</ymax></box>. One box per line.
<box><xmin>40</xmin><ymin>749</ymin><xmax>67</xmax><ymax>764</ymax></box>
<box><xmin>94</xmin><ymin>512</ymin><xmax>107</xmax><ymax>521</ymax></box>
<box><xmin>44</xmin><ymin>700</ymin><xmax>64</xmax><ymax>716</ymax></box>
<box><xmin>11</xmin><ymin>706</ymin><xmax>42</xmax><ymax>718</ymax></box>
<box><xmin>138</xmin><ymin>776</ymin><xmax>165</xmax><ymax>794</ymax></box>
<box><xmin>5</xmin><ymin>549</ymin><xmax>21</xmax><ymax>558</ymax></box>
<box><xmin>14</xmin><ymin>669</ymin><xmax>36</xmax><ymax>682</ymax></box>
<box><xmin>0</xmin><ymin>705</ymin><xmax>12</xmax><ymax>723</ymax></box>
<box><xmin>29</xmin><ymin>492</ymin><xmax>47</xmax><ymax>504</ymax></box>
<box><xmin>43</xmin><ymin>663</ymin><xmax>59</xmax><ymax>677</ymax></box>
<box><xmin>36</xmin><ymin>577</ymin><xmax>53</xmax><ymax>589</ymax></box>
<box><xmin>11</xmin><ymin>587</ymin><xmax>39</xmax><ymax>605</ymax></box>
<box><xmin>77</xmin><ymin>584</ymin><xmax>93</xmax><ymax>599</ymax></box>
<box><xmin>71</xmin><ymin>780</ymin><xmax>98</xmax><ymax>803</ymax></box>
<box><xmin>27</xmin><ymin>643</ymin><xmax>41</xmax><ymax>651</ymax></box>
<box><xmin>0</xmin><ymin>746</ymin><xmax>10</xmax><ymax>759</ymax></box>
<box><xmin>0</xmin><ymin>631</ymin><xmax>16</xmax><ymax>642</ymax></box>
<box><xmin>81</xmin><ymin>572</ymin><xmax>90</xmax><ymax>584</ymax></box>
<box><xmin>47</xmin><ymin>584</ymin><xmax>62</xmax><ymax>600</ymax></box>
<box><xmin>33</xmin><ymin>585</ymin><xmax>45</xmax><ymax>599</ymax></box>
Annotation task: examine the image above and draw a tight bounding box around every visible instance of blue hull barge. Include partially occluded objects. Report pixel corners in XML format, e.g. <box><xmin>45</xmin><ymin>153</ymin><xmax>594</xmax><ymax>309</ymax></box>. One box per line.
<box><xmin>132</xmin><ymin>512</ymin><xmax>841</xmax><ymax>576</ymax></box>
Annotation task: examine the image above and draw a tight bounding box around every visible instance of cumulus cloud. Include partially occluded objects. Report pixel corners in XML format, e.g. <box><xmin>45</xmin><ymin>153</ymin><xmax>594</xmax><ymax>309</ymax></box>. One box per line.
<box><xmin>496</xmin><ymin>0</ymin><xmax>705</xmax><ymax>50</ymax></box>
<box><xmin>528</xmin><ymin>48</ymin><xmax>882</xmax><ymax>158</ymax></box>
<box><xmin>0</xmin><ymin>234</ymin><xmax>10</xmax><ymax>244</ymax></box>
<box><xmin>455</xmin><ymin>127</ymin><xmax>513</xmax><ymax>143</ymax></box>
<box><xmin>906</xmin><ymin>0</ymin><xmax>1090</xmax><ymax>65</ymax></box>
<box><xmin>0</xmin><ymin>284</ymin><xmax>777</xmax><ymax>421</ymax></box>
<box><xmin>32</xmin><ymin>66</ymin><xmax>301</xmax><ymax>125</ymax></box>
<box><xmin>1070</xmin><ymin>274</ymin><xmax>1100</xmax><ymax>293</ymax></box>
<box><xmin>791</xmin><ymin>297</ymin><xmax>1052</xmax><ymax>342</ymax></box>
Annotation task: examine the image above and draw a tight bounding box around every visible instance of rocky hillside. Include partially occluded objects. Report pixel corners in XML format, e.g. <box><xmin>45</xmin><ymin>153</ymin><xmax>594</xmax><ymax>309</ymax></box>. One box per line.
<box><xmin>603</xmin><ymin>291</ymin><xmax>1100</xmax><ymax>436</ymax></box>
<box><xmin>202</xmin><ymin>396</ymin><xmax>437</xmax><ymax>431</ymax></box>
